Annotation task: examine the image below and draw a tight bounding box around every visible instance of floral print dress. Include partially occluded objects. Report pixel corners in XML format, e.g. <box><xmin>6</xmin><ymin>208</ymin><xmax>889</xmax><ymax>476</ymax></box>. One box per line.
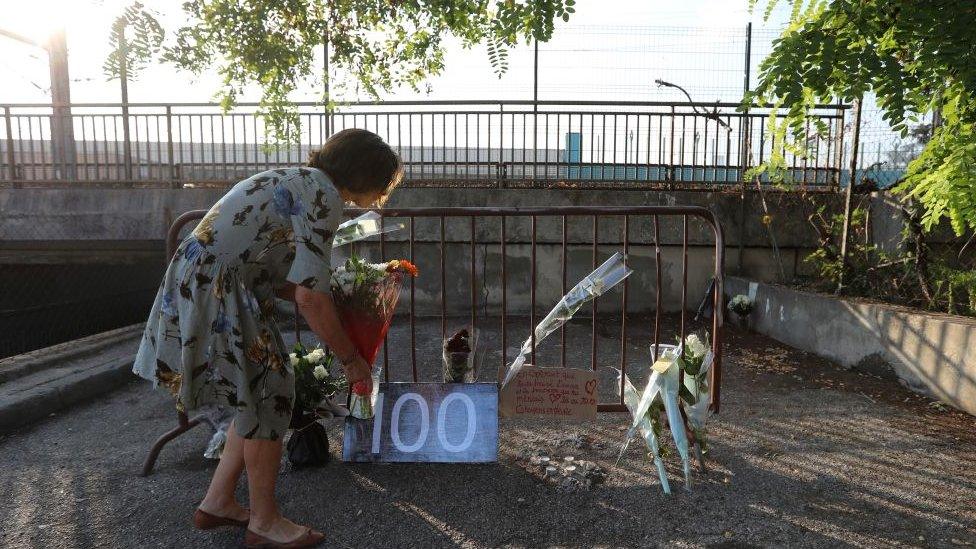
<box><xmin>133</xmin><ymin>167</ymin><xmax>343</xmax><ymax>441</ymax></box>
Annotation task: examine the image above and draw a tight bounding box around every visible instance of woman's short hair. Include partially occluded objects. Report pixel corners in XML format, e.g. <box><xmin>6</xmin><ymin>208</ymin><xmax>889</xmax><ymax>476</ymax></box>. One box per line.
<box><xmin>307</xmin><ymin>128</ymin><xmax>403</xmax><ymax>196</ymax></box>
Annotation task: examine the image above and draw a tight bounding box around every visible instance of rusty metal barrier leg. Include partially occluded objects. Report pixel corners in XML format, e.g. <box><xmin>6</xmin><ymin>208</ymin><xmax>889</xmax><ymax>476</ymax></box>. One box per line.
<box><xmin>140</xmin><ymin>210</ymin><xmax>207</xmax><ymax>476</ymax></box>
<box><xmin>141</xmin><ymin>410</ymin><xmax>206</xmax><ymax>476</ymax></box>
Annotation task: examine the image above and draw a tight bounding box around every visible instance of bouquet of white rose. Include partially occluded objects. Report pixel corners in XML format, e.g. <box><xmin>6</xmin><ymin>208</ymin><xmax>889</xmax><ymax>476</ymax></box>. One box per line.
<box><xmin>728</xmin><ymin>294</ymin><xmax>753</xmax><ymax>317</ymax></box>
<box><xmin>679</xmin><ymin>332</ymin><xmax>714</xmax><ymax>470</ymax></box>
<box><xmin>617</xmin><ymin>369</ymin><xmax>672</xmax><ymax>494</ymax></box>
<box><xmin>287</xmin><ymin>344</ymin><xmax>348</xmax><ymax>467</ymax></box>
<box><xmin>290</xmin><ymin>344</ymin><xmax>348</xmax><ymax>416</ymax></box>
<box><xmin>617</xmin><ymin>344</ymin><xmax>692</xmax><ymax>493</ymax></box>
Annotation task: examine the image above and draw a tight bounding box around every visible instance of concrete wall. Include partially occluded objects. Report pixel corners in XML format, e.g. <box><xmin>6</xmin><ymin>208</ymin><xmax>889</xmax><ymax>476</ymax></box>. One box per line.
<box><xmin>726</xmin><ymin>276</ymin><xmax>976</xmax><ymax>416</ymax></box>
<box><xmin>0</xmin><ymin>185</ymin><xmax>844</xmax><ymax>316</ymax></box>
<box><xmin>1</xmin><ymin>185</ymin><xmax>838</xmax><ymax>266</ymax></box>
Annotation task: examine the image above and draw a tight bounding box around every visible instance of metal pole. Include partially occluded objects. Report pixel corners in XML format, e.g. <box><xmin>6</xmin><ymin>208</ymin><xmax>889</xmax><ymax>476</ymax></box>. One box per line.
<box><xmin>118</xmin><ymin>27</ymin><xmax>133</xmax><ymax>182</ymax></box>
<box><xmin>737</xmin><ymin>22</ymin><xmax>752</xmax><ymax>274</ymax></box>
<box><xmin>46</xmin><ymin>28</ymin><xmax>76</xmax><ymax>180</ymax></box>
<box><xmin>533</xmin><ymin>39</ymin><xmax>539</xmax><ymax>113</ymax></box>
<box><xmin>323</xmin><ymin>39</ymin><xmax>332</xmax><ymax>138</ymax></box>
<box><xmin>837</xmin><ymin>95</ymin><xmax>863</xmax><ymax>293</ymax></box>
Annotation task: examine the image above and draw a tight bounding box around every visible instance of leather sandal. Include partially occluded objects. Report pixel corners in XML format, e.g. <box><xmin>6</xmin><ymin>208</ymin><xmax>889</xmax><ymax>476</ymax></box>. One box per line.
<box><xmin>244</xmin><ymin>527</ymin><xmax>325</xmax><ymax>549</ymax></box>
<box><xmin>193</xmin><ymin>508</ymin><xmax>250</xmax><ymax>530</ymax></box>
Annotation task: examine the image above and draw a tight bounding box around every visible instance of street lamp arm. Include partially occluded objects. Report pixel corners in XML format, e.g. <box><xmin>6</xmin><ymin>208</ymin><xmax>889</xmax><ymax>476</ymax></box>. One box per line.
<box><xmin>655</xmin><ymin>78</ymin><xmax>732</xmax><ymax>132</ymax></box>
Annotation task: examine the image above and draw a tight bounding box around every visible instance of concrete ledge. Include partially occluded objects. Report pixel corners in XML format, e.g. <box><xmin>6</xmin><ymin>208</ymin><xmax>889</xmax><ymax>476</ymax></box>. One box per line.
<box><xmin>0</xmin><ymin>324</ymin><xmax>144</xmax><ymax>384</ymax></box>
<box><xmin>726</xmin><ymin>276</ymin><xmax>976</xmax><ymax>415</ymax></box>
<box><xmin>0</xmin><ymin>324</ymin><xmax>143</xmax><ymax>434</ymax></box>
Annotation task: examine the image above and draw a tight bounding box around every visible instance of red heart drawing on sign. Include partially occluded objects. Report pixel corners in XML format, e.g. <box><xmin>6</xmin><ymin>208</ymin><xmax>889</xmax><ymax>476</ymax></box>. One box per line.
<box><xmin>549</xmin><ymin>392</ymin><xmax>563</xmax><ymax>403</ymax></box>
<box><xmin>584</xmin><ymin>379</ymin><xmax>597</xmax><ymax>395</ymax></box>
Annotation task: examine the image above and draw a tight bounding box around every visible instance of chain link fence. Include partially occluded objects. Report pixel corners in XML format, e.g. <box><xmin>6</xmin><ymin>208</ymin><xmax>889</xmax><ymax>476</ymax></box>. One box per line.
<box><xmin>0</xmin><ymin>217</ymin><xmax>164</xmax><ymax>359</ymax></box>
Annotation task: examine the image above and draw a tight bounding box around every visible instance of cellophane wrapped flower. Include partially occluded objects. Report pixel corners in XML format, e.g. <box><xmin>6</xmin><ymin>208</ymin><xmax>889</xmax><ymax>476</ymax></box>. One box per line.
<box><xmin>679</xmin><ymin>333</ymin><xmax>714</xmax><ymax>456</ymax></box>
<box><xmin>728</xmin><ymin>294</ymin><xmax>753</xmax><ymax>317</ymax></box>
<box><xmin>501</xmin><ymin>252</ymin><xmax>633</xmax><ymax>387</ymax></box>
<box><xmin>330</xmin><ymin>256</ymin><xmax>419</xmax><ymax>364</ymax></box>
<box><xmin>290</xmin><ymin>344</ymin><xmax>348</xmax><ymax>415</ymax></box>
<box><xmin>349</xmin><ymin>380</ymin><xmax>374</xmax><ymax>419</ymax></box>
<box><xmin>332</xmin><ymin>211</ymin><xmax>405</xmax><ymax>248</ymax></box>
<box><xmin>617</xmin><ymin>344</ymin><xmax>691</xmax><ymax>492</ymax></box>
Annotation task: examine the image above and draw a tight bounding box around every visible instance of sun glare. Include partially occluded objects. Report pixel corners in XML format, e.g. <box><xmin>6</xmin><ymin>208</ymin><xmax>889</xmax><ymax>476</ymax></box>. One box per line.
<box><xmin>2</xmin><ymin>0</ymin><xmax>109</xmax><ymax>46</ymax></box>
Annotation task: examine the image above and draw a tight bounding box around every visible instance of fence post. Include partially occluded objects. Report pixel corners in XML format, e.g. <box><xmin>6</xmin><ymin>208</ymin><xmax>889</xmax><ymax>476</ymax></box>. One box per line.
<box><xmin>498</xmin><ymin>102</ymin><xmax>506</xmax><ymax>188</ymax></box>
<box><xmin>166</xmin><ymin>105</ymin><xmax>177</xmax><ymax>188</ymax></box>
<box><xmin>4</xmin><ymin>107</ymin><xmax>17</xmax><ymax>186</ymax></box>
<box><xmin>668</xmin><ymin>105</ymin><xmax>675</xmax><ymax>189</ymax></box>
<box><xmin>837</xmin><ymin>95</ymin><xmax>863</xmax><ymax>294</ymax></box>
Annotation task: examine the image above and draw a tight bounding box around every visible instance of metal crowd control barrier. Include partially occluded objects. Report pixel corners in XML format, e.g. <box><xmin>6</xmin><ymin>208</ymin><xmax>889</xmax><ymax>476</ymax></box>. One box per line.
<box><xmin>141</xmin><ymin>205</ymin><xmax>724</xmax><ymax>475</ymax></box>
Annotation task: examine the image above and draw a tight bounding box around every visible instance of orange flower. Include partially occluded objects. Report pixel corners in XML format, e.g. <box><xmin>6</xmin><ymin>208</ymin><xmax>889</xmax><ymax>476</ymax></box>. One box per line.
<box><xmin>397</xmin><ymin>259</ymin><xmax>419</xmax><ymax>277</ymax></box>
<box><xmin>384</xmin><ymin>259</ymin><xmax>418</xmax><ymax>277</ymax></box>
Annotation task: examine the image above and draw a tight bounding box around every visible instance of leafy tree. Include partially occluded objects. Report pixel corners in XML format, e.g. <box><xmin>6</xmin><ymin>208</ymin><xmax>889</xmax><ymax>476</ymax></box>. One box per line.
<box><xmin>748</xmin><ymin>0</ymin><xmax>976</xmax><ymax>235</ymax></box>
<box><xmin>120</xmin><ymin>0</ymin><xmax>575</xmax><ymax>141</ymax></box>
<box><xmin>103</xmin><ymin>2</ymin><xmax>165</xmax><ymax>83</ymax></box>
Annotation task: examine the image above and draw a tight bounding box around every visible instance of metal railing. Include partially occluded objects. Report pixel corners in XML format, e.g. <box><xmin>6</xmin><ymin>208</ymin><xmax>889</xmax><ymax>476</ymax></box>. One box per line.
<box><xmin>142</xmin><ymin>204</ymin><xmax>725</xmax><ymax>474</ymax></box>
<box><xmin>2</xmin><ymin>100</ymin><xmax>847</xmax><ymax>188</ymax></box>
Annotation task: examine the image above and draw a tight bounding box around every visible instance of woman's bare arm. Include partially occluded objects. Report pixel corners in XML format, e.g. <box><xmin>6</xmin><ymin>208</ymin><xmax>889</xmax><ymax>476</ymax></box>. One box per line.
<box><xmin>294</xmin><ymin>286</ymin><xmax>372</xmax><ymax>387</ymax></box>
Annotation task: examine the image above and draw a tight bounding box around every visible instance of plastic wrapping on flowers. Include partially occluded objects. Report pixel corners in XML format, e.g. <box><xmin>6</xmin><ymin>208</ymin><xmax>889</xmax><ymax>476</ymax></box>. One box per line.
<box><xmin>331</xmin><ymin>256</ymin><xmax>418</xmax><ymax>364</ymax></box>
<box><xmin>501</xmin><ymin>252</ymin><xmax>633</xmax><ymax>387</ymax></box>
<box><xmin>331</xmin><ymin>256</ymin><xmax>418</xmax><ymax>420</ymax></box>
<box><xmin>334</xmin><ymin>273</ymin><xmax>402</xmax><ymax>364</ymax></box>
<box><xmin>443</xmin><ymin>328</ymin><xmax>479</xmax><ymax>383</ymax></box>
<box><xmin>333</xmin><ymin>211</ymin><xmax>405</xmax><ymax>248</ymax></box>
<box><xmin>680</xmin><ymin>333</ymin><xmax>714</xmax><ymax>453</ymax></box>
<box><xmin>618</xmin><ymin>344</ymin><xmax>692</xmax><ymax>492</ymax></box>
<box><xmin>618</xmin><ymin>371</ymin><xmax>671</xmax><ymax>494</ymax></box>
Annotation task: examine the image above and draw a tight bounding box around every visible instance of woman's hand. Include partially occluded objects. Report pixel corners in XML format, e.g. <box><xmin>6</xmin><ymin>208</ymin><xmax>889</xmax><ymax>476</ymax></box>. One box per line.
<box><xmin>342</xmin><ymin>355</ymin><xmax>373</xmax><ymax>393</ymax></box>
<box><xmin>293</xmin><ymin>286</ymin><xmax>373</xmax><ymax>392</ymax></box>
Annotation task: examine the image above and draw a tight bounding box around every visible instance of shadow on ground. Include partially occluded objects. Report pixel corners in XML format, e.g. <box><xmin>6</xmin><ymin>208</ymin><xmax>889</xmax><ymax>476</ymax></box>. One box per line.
<box><xmin>0</xmin><ymin>317</ymin><xmax>974</xmax><ymax>548</ymax></box>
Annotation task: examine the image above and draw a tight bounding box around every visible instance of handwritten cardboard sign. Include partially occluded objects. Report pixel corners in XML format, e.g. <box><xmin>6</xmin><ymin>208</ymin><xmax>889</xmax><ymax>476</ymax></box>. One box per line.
<box><xmin>499</xmin><ymin>365</ymin><xmax>598</xmax><ymax>420</ymax></box>
<box><xmin>343</xmin><ymin>382</ymin><xmax>498</xmax><ymax>463</ymax></box>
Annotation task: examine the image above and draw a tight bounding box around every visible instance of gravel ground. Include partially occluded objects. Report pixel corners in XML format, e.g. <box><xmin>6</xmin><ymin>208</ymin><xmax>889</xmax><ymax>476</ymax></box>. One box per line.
<box><xmin>0</xmin><ymin>316</ymin><xmax>974</xmax><ymax>549</ymax></box>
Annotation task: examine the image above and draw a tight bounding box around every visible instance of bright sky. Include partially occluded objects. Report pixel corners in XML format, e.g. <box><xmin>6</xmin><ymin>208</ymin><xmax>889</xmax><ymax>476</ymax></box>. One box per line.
<box><xmin>0</xmin><ymin>0</ymin><xmax>791</xmax><ymax>105</ymax></box>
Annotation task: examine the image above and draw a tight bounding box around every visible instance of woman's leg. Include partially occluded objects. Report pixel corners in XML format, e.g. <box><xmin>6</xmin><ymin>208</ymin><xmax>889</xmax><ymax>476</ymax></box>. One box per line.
<box><xmin>198</xmin><ymin>421</ymin><xmax>249</xmax><ymax>521</ymax></box>
<box><xmin>243</xmin><ymin>437</ymin><xmax>309</xmax><ymax>541</ymax></box>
